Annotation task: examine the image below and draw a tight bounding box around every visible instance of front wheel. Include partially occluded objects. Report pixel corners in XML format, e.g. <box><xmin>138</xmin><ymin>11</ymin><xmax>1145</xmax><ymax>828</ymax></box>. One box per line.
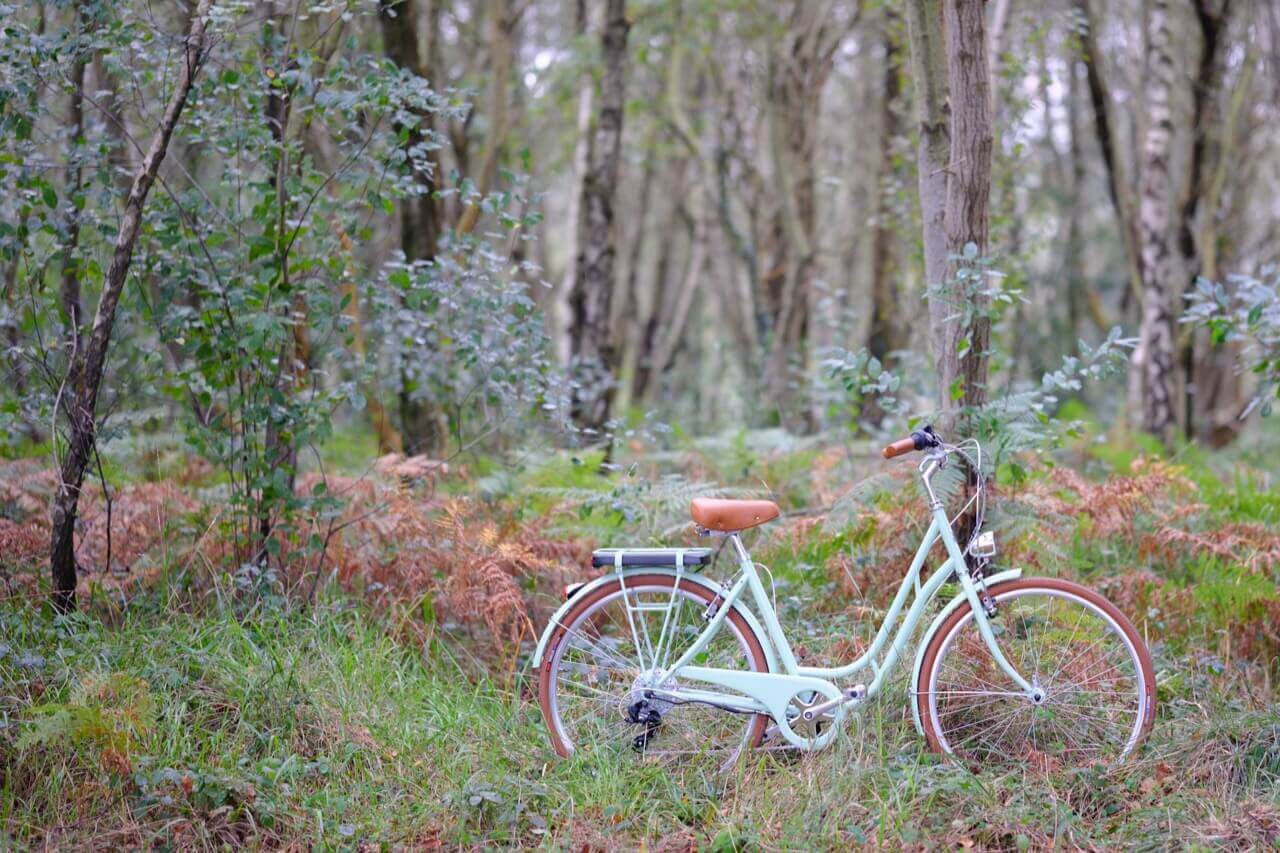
<box><xmin>917</xmin><ymin>578</ymin><xmax>1156</xmax><ymax>766</ymax></box>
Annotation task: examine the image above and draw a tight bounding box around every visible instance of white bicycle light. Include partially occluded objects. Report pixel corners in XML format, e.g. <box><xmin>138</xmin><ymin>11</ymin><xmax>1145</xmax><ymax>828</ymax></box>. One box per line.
<box><xmin>969</xmin><ymin>531</ymin><xmax>996</xmax><ymax>559</ymax></box>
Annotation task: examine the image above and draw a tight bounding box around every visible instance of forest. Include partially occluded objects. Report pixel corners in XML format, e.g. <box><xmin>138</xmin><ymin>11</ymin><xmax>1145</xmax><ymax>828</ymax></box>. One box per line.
<box><xmin>1</xmin><ymin>0</ymin><xmax>1279</xmax><ymax>848</ymax></box>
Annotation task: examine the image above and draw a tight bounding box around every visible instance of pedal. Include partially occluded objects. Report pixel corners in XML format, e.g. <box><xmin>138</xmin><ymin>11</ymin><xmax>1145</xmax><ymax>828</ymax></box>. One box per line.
<box><xmin>843</xmin><ymin>684</ymin><xmax>867</xmax><ymax>703</ymax></box>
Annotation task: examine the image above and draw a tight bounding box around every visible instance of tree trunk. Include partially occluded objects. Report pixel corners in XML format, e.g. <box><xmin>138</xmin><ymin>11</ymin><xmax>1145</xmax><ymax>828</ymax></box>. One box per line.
<box><xmin>762</xmin><ymin>3</ymin><xmax>839</xmax><ymax>431</ymax></box>
<box><xmin>1178</xmin><ymin>0</ymin><xmax>1229</xmax><ymax>441</ymax></box>
<box><xmin>59</xmin><ymin>7</ymin><xmax>87</xmax><ymax>351</ymax></box>
<box><xmin>1063</xmin><ymin>57</ymin><xmax>1087</xmax><ymax>344</ymax></box>
<box><xmin>941</xmin><ymin>0</ymin><xmax>993</xmax><ymax>415</ymax></box>
<box><xmin>567</xmin><ymin>0</ymin><xmax>629</xmax><ymax>435</ymax></box>
<box><xmin>1132</xmin><ymin>0</ymin><xmax>1179</xmax><ymax>444</ymax></box>
<box><xmin>646</xmin><ymin>193</ymin><xmax>708</xmax><ymax>399</ymax></box>
<box><xmin>378</xmin><ymin>0</ymin><xmax>448</xmax><ymax>453</ymax></box>
<box><xmin>614</xmin><ymin>149</ymin><xmax>657</xmax><ymax>410</ymax></box>
<box><xmin>906</xmin><ymin>0</ymin><xmax>993</xmax><ymax>421</ymax></box>
<box><xmin>456</xmin><ymin>0</ymin><xmax>517</xmax><ymax>235</ymax></box>
<box><xmin>867</xmin><ymin>12</ymin><xmax>907</xmax><ymax>368</ymax></box>
<box><xmin>378</xmin><ymin>0</ymin><xmax>442</xmax><ymax>265</ymax></box>
<box><xmin>1191</xmin><ymin>42</ymin><xmax>1253</xmax><ymax>446</ymax></box>
<box><xmin>553</xmin><ymin>0</ymin><xmax>593</xmax><ymax>366</ymax></box>
<box><xmin>257</xmin><ymin>6</ymin><xmax>300</xmax><ymax>560</ymax></box>
<box><xmin>49</xmin><ymin>0</ymin><xmax>213</xmax><ymax>611</ymax></box>
<box><xmin>630</xmin><ymin>160</ymin><xmax>683</xmax><ymax>401</ymax></box>
<box><xmin>904</xmin><ymin>0</ymin><xmax>952</xmax><ymax>412</ymax></box>
<box><xmin>1077</xmin><ymin>0</ymin><xmax>1144</xmax><ymax>310</ymax></box>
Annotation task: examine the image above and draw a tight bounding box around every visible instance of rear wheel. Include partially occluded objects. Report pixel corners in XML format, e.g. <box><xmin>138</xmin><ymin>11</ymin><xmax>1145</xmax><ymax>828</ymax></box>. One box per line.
<box><xmin>918</xmin><ymin>578</ymin><xmax>1155</xmax><ymax>766</ymax></box>
<box><xmin>538</xmin><ymin>574</ymin><xmax>770</xmax><ymax>764</ymax></box>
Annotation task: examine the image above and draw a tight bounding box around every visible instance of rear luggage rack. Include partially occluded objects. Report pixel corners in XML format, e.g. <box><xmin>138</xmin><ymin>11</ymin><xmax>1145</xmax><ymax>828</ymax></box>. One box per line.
<box><xmin>591</xmin><ymin>548</ymin><xmax>713</xmax><ymax>570</ymax></box>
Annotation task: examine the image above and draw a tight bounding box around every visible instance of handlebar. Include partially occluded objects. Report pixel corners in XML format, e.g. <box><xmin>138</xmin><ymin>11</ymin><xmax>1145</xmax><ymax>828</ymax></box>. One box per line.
<box><xmin>881</xmin><ymin>425</ymin><xmax>942</xmax><ymax>459</ymax></box>
<box><xmin>881</xmin><ymin>437</ymin><xmax>917</xmax><ymax>459</ymax></box>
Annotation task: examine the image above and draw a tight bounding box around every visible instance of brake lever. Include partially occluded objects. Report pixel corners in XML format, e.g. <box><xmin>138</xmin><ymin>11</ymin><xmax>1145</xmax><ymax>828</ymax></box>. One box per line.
<box><xmin>919</xmin><ymin>446</ymin><xmax>948</xmax><ymax>472</ymax></box>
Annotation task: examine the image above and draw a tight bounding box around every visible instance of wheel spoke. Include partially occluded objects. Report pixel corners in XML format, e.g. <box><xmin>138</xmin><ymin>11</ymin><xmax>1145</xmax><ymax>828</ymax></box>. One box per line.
<box><xmin>544</xmin><ymin>579</ymin><xmax>764</xmax><ymax>767</ymax></box>
<box><xmin>924</xmin><ymin>585</ymin><xmax>1150</xmax><ymax>766</ymax></box>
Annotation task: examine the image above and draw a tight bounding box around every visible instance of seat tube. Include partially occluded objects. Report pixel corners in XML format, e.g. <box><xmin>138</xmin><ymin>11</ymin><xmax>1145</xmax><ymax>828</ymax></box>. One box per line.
<box><xmin>731</xmin><ymin>533</ymin><xmax>800</xmax><ymax>674</ymax></box>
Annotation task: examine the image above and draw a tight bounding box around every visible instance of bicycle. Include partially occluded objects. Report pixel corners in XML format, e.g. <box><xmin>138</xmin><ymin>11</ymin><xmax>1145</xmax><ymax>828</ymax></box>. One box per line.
<box><xmin>533</xmin><ymin>427</ymin><xmax>1156</xmax><ymax>766</ymax></box>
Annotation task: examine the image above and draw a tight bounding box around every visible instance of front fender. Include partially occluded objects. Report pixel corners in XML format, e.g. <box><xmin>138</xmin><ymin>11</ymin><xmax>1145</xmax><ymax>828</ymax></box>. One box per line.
<box><xmin>530</xmin><ymin>569</ymin><xmax>778</xmax><ymax>673</ymax></box>
<box><xmin>908</xmin><ymin>567</ymin><xmax>1024</xmax><ymax>736</ymax></box>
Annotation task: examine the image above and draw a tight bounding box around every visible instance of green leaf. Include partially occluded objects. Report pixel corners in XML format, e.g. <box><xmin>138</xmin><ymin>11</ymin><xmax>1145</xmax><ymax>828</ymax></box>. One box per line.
<box><xmin>248</xmin><ymin>237</ymin><xmax>275</xmax><ymax>263</ymax></box>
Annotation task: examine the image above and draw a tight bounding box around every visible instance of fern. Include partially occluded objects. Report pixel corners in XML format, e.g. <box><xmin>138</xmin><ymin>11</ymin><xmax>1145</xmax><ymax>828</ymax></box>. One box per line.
<box><xmin>20</xmin><ymin>673</ymin><xmax>155</xmax><ymax>773</ymax></box>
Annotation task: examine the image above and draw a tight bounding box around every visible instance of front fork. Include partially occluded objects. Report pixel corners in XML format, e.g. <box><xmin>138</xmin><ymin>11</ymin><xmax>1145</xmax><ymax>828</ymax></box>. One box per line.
<box><xmin>932</xmin><ymin>503</ymin><xmax>1040</xmax><ymax>699</ymax></box>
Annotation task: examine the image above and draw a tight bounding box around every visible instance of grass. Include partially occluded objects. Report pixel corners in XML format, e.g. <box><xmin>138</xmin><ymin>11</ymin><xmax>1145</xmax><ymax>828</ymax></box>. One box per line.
<box><xmin>2</xmin><ymin>571</ymin><xmax>1278</xmax><ymax>849</ymax></box>
<box><xmin>3</xmin><ymin>428</ymin><xmax>1280</xmax><ymax>848</ymax></box>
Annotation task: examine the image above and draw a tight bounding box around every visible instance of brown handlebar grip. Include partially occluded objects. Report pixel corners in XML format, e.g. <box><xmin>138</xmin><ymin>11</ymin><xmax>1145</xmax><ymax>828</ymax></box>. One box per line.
<box><xmin>882</xmin><ymin>437</ymin><xmax>917</xmax><ymax>459</ymax></box>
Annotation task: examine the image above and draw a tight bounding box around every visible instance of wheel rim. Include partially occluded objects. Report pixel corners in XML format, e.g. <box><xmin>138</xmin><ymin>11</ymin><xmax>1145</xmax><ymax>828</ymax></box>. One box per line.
<box><xmin>546</xmin><ymin>581</ymin><xmax>764</xmax><ymax>761</ymax></box>
<box><xmin>926</xmin><ymin>587</ymin><xmax>1149</xmax><ymax>765</ymax></box>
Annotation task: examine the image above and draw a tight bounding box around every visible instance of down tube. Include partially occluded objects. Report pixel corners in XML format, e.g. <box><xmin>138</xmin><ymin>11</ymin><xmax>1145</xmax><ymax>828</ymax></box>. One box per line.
<box><xmin>860</xmin><ymin>554</ymin><xmax>960</xmax><ymax>698</ymax></box>
<box><xmin>797</xmin><ymin>515</ymin><xmax>943</xmax><ymax>681</ymax></box>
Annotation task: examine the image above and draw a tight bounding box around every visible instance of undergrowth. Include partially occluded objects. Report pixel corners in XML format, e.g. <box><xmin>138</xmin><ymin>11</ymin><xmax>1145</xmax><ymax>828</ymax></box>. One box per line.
<box><xmin>2</xmin><ymin>579</ymin><xmax>1277</xmax><ymax>849</ymax></box>
<box><xmin>1</xmin><ymin>429</ymin><xmax>1278</xmax><ymax>848</ymax></box>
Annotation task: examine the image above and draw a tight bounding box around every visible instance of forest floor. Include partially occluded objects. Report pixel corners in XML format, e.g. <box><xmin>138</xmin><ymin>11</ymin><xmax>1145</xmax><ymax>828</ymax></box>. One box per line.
<box><xmin>2</xmin><ymin>425</ymin><xmax>1280</xmax><ymax>849</ymax></box>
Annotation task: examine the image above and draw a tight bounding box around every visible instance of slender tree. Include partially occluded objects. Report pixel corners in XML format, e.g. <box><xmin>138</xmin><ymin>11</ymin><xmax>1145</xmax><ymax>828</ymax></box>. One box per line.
<box><xmin>1132</xmin><ymin>0</ymin><xmax>1180</xmax><ymax>444</ymax></box>
<box><xmin>379</xmin><ymin>0</ymin><xmax>446</xmax><ymax>453</ymax></box>
<box><xmin>905</xmin><ymin>0</ymin><xmax>993</xmax><ymax>420</ymax></box>
<box><xmin>941</xmin><ymin>0</ymin><xmax>994</xmax><ymax>412</ymax></box>
<box><xmin>904</xmin><ymin>0</ymin><xmax>951</xmax><ymax>410</ymax></box>
<box><xmin>59</xmin><ymin>2</ymin><xmax>88</xmax><ymax>351</ymax></box>
<box><xmin>1178</xmin><ymin>0</ymin><xmax>1232</xmax><ymax>441</ymax></box>
<box><xmin>456</xmin><ymin>0</ymin><xmax>519</xmax><ymax>235</ymax></box>
<box><xmin>567</xmin><ymin>0</ymin><xmax>629</xmax><ymax>435</ymax></box>
<box><xmin>866</xmin><ymin>9</ymin><xmax>907</xmax><ymax>370</ymax></box>
<box><xmin>554</xmin><ymin>0</ymin><xmax>593</xmax><ymax>366</ymax></box>
<box><xmin>49</xmin><ymin>0</ymin><xmax>214</xmax><ymax>611</ymax></box>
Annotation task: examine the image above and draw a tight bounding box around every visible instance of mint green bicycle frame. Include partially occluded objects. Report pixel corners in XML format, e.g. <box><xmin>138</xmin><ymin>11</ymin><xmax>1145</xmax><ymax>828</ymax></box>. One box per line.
<box><xmin>661</xmin><ymin>499</ymin><xmax>1034</xmax><ymax>748</ymax></box>
<box><xmin>533</xmin><ymin>455</ymin><xmax>1040</xmax><ymax>751</ymax></box>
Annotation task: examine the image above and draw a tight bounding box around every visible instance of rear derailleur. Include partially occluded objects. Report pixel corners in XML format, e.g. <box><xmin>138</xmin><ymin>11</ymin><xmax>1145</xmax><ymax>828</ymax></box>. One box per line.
<box><xmin>626</xmin><ymin>698</ymin><xmax>663</xmax><ymax>752</ymax></box>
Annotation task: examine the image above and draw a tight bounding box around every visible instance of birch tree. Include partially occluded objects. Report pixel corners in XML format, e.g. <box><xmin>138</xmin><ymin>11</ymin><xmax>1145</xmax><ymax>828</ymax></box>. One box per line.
<box><xmin>1081</xmin><ymin>0</ymin><xmax>1239</xmax><ymax>445</ymax></box>
<box><xmin>567</xmin><ymin>0</ymin><xmax>629</xmax><ymax>435</ymax></box>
